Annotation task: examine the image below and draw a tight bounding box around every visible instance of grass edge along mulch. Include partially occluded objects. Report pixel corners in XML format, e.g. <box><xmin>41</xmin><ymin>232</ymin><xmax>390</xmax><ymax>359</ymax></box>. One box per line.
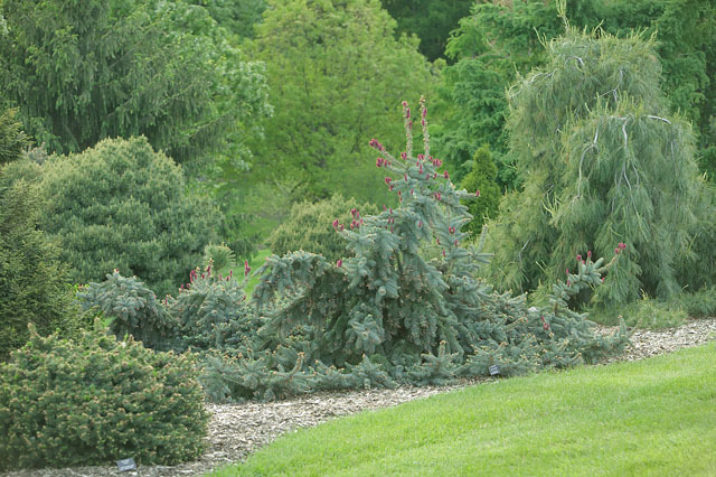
<box><xmin>209</xmin><ymin>341</ymin><xmax>716</xmax><ymax>477</ymax></box>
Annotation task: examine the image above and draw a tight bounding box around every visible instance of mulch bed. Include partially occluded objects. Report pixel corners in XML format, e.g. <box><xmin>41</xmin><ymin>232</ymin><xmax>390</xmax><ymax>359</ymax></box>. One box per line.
<box><xmin>4</xmin><ymin>317</ymin><xmax>715</xmax><ymax>477</ymax></box>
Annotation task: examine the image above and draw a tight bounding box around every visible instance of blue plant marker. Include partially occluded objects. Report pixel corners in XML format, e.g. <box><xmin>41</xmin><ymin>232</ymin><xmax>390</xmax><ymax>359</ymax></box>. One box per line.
<box><xmin>116</xmin><ymin>458</ymin><xmax>137</xmax><ymax>471</ymax></box>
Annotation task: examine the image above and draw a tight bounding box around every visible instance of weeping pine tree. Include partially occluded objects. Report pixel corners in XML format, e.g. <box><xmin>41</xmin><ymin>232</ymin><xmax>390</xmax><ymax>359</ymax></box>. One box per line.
<box><xmin>486</xmin><ymin>26</ymin><xmax>706</xmax><ymax>305</ymax></box>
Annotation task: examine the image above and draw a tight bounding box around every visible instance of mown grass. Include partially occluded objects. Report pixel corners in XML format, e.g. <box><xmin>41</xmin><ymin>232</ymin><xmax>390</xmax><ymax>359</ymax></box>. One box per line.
<box><xmin>209</xmin><ymin>341</ymin><xmax>716</xmax><ymax>477</ymax></box>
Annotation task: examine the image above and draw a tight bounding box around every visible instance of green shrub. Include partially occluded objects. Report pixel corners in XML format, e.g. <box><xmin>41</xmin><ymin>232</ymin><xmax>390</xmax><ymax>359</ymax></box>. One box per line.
<box><xmin>269</xmin><ymin>194</ymin><xmax>379</xmax><ymax>262</ymax></box>
<box><xmin>591</xmin><ymin>295</ymin><xmax>688</xmax><ymax>329</ymax></box>
<box><xmin>459</xmin><ymin>145</ymin><xmax>500</xmax><ymax>234</ymax></box>
<box><xmin>78</xmin><ymin>271</ymin><xmax>179</xmax><ymax>351</ymax></box>
<box><xmin>37</xmin><ymin>136</ymin><xmax>220</xmax><ymax>296</ymax></box>
<box><xmin>673</xmin><ymin>287</ymin><xmax>716</xmax><ymax>319</ymax></box>
<box><xmin>0</xmin><ymin>323</ymin><xmax>208</xmax><ymax>471</ymax></box>
<box><xmin>170</xmin><ymin>266</ymin><xmax>262</xmax><ymax>353</ymax></box>
<box><xmin>1</xmin><ymin>161</ymin><xmax>78</xmax><ymax>360</ymax></box>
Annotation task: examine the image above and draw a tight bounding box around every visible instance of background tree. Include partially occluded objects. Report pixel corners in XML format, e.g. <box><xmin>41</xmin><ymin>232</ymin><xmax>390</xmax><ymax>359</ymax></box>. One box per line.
<box><xmin>433</xmin><ymin>0</ymin><xmax>565</xmax><ymax>188</ymax></box>
<box><xmin>381</xmin><ymin>0</ymin><xmax>473</xmax><ymax>62</ymax></box>
<box><xmin>485</xmin><ymin>28</ymin><xmax>706</xmax><ymax>306</ymax></box>
<box><xmin>243</xmin><ymin>0</ymin><xmax>436</xmax><ymax>238</ymax></box>
<box><xmin>652</xmin><ymin>0</ymin><xmax>716</xmax><ymax>179</ymax></box>
<box><xmin>0</xmin><ymin>0</ymin><xmax>270</xmax><ymax>169</ymax></box>
<box><xmin>34</xmin><ymin>137</ymin><xmax>220</xmax><ymax>296</ymax></box>
<box><xmin>0</xmin><ymin>109</ymin><xmax>27</xmax><ymax>165</ymax></box>
<box><xmin>433</xmin><ymin>0</ymin><xmax>715</xmax><ymax>189</ymax></box>
<box><xmin>191</xmin><ymin>0</ymin><xmax>267</xmax><ymax>39</ymax></box>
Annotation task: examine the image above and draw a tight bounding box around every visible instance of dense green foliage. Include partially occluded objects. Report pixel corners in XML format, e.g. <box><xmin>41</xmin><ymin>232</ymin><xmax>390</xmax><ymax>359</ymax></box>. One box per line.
<box><xmin>435</xmin><ymin>0</ymin><xmax>716</xmax><ymax>187</ymax></box>
<box><xmin>246</xmin><ymin>0</ymin><xmax>435</xmax><ymax>211</ymax></box>
<box><xmin>78</xmin><ymin>271</ymin><xmax>178</xmax><ymax>351</ymax></box>
<box><xmin>269</xmin><ymin>194</ymin><xmax>379</xmax><ymax>262</ymax></box>
<box><xmin>434</xmin><ymin>0</ymin><xmax>565</xmax><ymax>187</ymax></box>
<box><xmin>0</xmin><ymin>0</ymin><xmax>270</xmax><ymax>167</ymax></box>
<box><xmin>0</xmin><ymin>118</ymin><xmax>77</xmax><ymax>361</ymax></box>
<box><xmin>459</xmin><ymin>145</ymin><xmax>500</xmax><ymax>234</ymax></box>
<box><xmin>0</xmin><ymin>323</ymin><xmax>208</xmax><ymax>470</ymax></box>
<box><xmin>381</xmin><ymin>0</ymin><xmax>473</xmax><ymax>62</ymax></box>
<box><xmin>37</xmin><ymin>137</ymin><xmax>220</xmax><ymax>296</ymax></box>
<box><xmin>0</xmin><ymin>179</ymin><xmax>78</xmax><ymax>361</ymax></box>
<box><xmin>485</xmin><ymin>29</ymin><xmax>705</xmax><ymax>306</ymax></box>
<box><xmin>193</xmin><ymin>0</ymin><xmax>267</xmax><ymax>39</ymax></box>
<box><xmin>168</xmin><ymin>265</ymin><xmax>260</xmax><ymax>354</ymax></box>
<box><xmin>0</xmin><ymin>108</ymin><xmax>27</xmax><ymax>165</ymax></box>
<box><xmin>219</xmin><ymin>342</ymin><xmax>716</xmax><ymax>477</ymax></box>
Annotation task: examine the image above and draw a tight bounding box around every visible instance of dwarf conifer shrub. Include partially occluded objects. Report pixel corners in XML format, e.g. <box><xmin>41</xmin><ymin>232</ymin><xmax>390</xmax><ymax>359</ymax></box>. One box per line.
<box><xmin>169</xmin><ymin>264</ymin><xmax>262</xmax><ymax>353</ymax></box>
<box><xmin>203</xmin><ymin>244</ymin><xmax>237</xmax><ymax>277</ymax></box>
<box><xmin>37</xmin><ymin>137</ymin><xmax>219</xmax><ymax>296</ymax></box>
<box><xmin>0</xmin><ymin>323</ymin><xmax>208</xmax><ymax>471</ymax></box>
<box><xmin>78</xmin><ymin>271</ymin><xmax>178</xmax><ymax>351</ymax></box>
<box><xmin>459</xmin><ymin>145</ymin><xmax>500</xmax><ymax>234</ymax></box>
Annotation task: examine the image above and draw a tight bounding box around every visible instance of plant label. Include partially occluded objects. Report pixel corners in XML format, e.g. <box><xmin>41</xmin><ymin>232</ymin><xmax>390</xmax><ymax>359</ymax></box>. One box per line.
<box><xmin>116</xmin><ymin>458</ymin><xmax>137</xmax><ymax>471</ymax></box>
<box><xmin>489</xmin><ymin>364</ymin><xmax>500</xmax><ymax>376</ymax></box>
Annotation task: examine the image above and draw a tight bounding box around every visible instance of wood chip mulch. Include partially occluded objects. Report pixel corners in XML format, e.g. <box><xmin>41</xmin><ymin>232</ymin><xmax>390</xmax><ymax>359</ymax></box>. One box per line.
<box><xmin>4</xmin><ymin>317</ymin><xmax>715</xmax><ymax>477</ymax></box>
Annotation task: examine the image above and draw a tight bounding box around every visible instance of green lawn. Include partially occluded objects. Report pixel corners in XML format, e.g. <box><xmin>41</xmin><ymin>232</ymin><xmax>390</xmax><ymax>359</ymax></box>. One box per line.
<box><xmin>209</xmin><ymin>342</ymin><xmax>716</xmax><ymax>477</ymax></box>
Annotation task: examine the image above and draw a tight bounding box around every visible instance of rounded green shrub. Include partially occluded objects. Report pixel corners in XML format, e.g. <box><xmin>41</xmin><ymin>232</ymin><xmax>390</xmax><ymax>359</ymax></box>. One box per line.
<box><xmin>269</xmin><ymin>194</ymin><xmax>379</xmax><ymax>262</ymax></box>
<box><xmin>0</xmin><ymin>323</ymin><xmax>208</xmax><ymax>471</ymax></box>
<box><xmin>37</xmin><ymin>136</ymin><xmax>220</xmax><ymax>296</ymax></box>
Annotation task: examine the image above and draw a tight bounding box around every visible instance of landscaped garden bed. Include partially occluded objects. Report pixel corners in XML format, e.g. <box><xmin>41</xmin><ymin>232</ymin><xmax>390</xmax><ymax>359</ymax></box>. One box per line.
<box><xmin>3</xmin><ymin>317</ymin><xmax>713</xmax><ymax>477</ymax></box>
